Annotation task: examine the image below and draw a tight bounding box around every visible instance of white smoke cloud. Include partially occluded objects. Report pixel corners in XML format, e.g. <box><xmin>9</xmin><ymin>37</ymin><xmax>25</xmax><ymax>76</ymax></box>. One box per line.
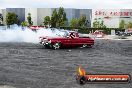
<box><xmin>0</xmin><ymin>26</ymin><xmax>61</xmax><ymax>43</ymax></box>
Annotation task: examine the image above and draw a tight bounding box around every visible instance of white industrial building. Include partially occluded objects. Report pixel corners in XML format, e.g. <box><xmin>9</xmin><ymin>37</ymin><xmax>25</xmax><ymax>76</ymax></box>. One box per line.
<box><xmin>0</xmin><ymin>8</ymin><xmax>92</xmax><ymax>27</ymax></box>
<box><xmin>92</xmin><ymin>9</ymin><xmax>132</xmax><ymax>28</ymax></box>
<box><xmin>1</xmin><ymin>8</ymin><xmax>132</xmax><ymax>28</ymax></box>
<box><xmin>25</xmin><ymin>8</ymin><xmax>92</xmax><ymax>26</ymax></box>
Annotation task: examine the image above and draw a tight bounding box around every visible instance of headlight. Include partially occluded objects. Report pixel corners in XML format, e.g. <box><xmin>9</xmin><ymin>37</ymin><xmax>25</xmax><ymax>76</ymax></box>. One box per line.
<box><xmin>48</xmin><ymin>40</ymin><xmax>52</xmax><ymax>43</ymax></box>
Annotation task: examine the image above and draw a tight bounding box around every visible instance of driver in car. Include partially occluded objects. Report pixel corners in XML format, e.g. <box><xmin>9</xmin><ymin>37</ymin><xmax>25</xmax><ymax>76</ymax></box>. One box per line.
<box><xmin>70</xmin><ymin>32</ymin><xmax>75</xmax><ymax>39</ymax></box>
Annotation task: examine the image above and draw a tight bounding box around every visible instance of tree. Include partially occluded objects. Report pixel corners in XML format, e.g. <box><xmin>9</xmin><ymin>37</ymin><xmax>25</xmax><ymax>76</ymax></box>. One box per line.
<box><xmin>93</xmin><ymin>19</ymin><xmax>106</xmax><ymax>28</ymax></box>
<box><xmin>21</xmin><ymin>21</ymin><xmax>28</xmax><ymax>27</ymax></box>
<box><xmin>43</xmin><ymin>16</ymin><xmax>51</xmax><ymax>27</ymax></box>
<box><xmin>51</xmin><ymin>9</ymin><xmax>58</xmax><ymax>27</ymax></box>
<box><xmin>6</xmin><ymin>12</ymin><xmax>19</xmax><ymax>26</ymax></box>
<box><xmin>57</xmin><ymin>7</ymin><xmax>67</xmax><ymax>27</ymax></box>
<box><xmin>70</xmin><ymin>18</ymin><xmax>79</xmax><ymax>27</ymax></box>
<box><xmin>93</xmin><ymin>19</ymin><xmax>98</xmax><ymax>28</ymax></box>
<box><xmin>127</xmin><ymin>22</ymin><xmax>132</xmax><ymax>28</ymax></box>
<box><xmin>119</xmin><ymin>20</ymin><xmax>125</xmax><ymax>29</ymax></box>
<box><xmin>99</xmin><ymin>20</ymin><xmax>106</xmax><ymax>28</ymax></box>
<box><xmin>27</xmin><ymin>13</ymin><xmax>33</xmax><ymax>26</ymax></box>
<box><xmin>51</xmin><ymin>7</ymin><xmax>67</xmax><ymax>28</ymax></box>
<box><xmin>100</xmin><ymin>20</ymin><xmax>103</xmax><ymax>28</ymax></box>
<box><xmin>78</xmin><ymin>15</ymin><xmax>86</xmax><ymax>27</ymax></box>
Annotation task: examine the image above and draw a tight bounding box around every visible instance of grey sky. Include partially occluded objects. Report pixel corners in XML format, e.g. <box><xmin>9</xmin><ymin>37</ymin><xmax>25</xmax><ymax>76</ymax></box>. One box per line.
<box><xmin>0</xmin><ymin>0</ymin><xmax>132</xmax><ymax>9</ymax></box>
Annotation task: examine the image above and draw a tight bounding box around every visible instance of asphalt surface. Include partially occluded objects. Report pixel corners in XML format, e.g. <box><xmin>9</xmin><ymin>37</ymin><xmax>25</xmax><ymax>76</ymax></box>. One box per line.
<box><xmin>0</xmin><ymin>39</ymin><xmax>131</xmax><ymax>88</ymax></box>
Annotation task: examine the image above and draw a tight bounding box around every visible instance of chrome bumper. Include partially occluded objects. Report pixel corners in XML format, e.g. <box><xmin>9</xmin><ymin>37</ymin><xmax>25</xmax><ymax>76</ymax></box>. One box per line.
<box><xmin>40</xmin><ymin>39</ymin><xmax>51</xmax><ymax>45</ymax></box>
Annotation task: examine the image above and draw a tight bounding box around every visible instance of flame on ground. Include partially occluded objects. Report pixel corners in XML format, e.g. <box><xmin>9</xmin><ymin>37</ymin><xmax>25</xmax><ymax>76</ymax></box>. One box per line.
<box><xmin>78</xmin><ymin>66</ymin><xmax>86</xmax><ymax>76</ymax></box>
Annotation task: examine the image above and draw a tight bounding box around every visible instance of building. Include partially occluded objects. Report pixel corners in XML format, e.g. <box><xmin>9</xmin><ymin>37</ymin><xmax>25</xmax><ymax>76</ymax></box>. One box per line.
<box><xmin>92</xmin><ymin>9</ymin><xmax>132</xmax><ymax>28</ymax></box>
<box><xmin>64</xmin><ymin>9</ymin><xmax>92</xmax><ymax>27</ymax></box>
<box><xmin>25</xmin><ymin>8</ymin><xmax>92</xmax><ymax>27</ymax></box>
<box><xmin>6</xmin><ymin>8</ymin><xmax>25</xmax><ymax>24</ymax></box>
<box><xmin>0</xmin><ymin>9</ymin><xmax>3</xmax><ymax>24</ymax></box>
<box><xmin>0</xmin><ymin>9</ymin><xmax>5</xmax><ymax>25</ymax></box>
<box><xmin>3</xmin><ymin>8</ymin><xmax>92</xmax><ymax>27</ymax></box>
<box><xmin>1</xmin><ymin>8</ymin><xmax>132</xmax><ymax>28</ymax></box>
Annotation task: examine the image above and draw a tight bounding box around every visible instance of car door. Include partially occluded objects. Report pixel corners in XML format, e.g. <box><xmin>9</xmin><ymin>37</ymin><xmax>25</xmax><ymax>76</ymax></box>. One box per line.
<box><xmin>73</xmin><ymin>37</ymin><xmax>83</xmax><ymax>47</ymax></box>
<box><xmin>70</xmin><ymin>37</ymin><xmax>79</xmax><ymax>47</ymax></box>
<box><xmin>63</xmin><ymin>37</ymin><xmax>77</xmax><ymax>47</ymax></box>
<box><xmin>62</xmin><ymin>37</ymin><xmax>72</xmax><ymax>46</ymax></box>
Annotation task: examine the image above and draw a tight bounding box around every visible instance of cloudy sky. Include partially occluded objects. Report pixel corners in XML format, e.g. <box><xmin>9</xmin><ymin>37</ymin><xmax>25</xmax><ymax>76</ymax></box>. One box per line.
<box><xmin>0</xmin><ymin>0</ymin><xmax>132</xmax><ymax>9</ymax></box>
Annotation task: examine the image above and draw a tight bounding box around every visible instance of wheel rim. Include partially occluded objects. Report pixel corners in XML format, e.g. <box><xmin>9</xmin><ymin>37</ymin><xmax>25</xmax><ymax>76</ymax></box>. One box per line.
<box><xmin>53</xmin><ymin>43</ymin><xmax>60</xmax><ymax>49</ymax></box>
<box><xmin>83</xmin><ymin>44</ymin><xmax>88</xmax><ymax>48</ymax></box>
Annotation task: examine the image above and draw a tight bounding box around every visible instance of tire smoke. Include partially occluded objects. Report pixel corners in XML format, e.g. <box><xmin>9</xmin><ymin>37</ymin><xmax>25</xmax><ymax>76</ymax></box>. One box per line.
<box><xmin>0</xmin><ymin>27</ymin><xmax>60</xmax><ymax>43</ymax></box>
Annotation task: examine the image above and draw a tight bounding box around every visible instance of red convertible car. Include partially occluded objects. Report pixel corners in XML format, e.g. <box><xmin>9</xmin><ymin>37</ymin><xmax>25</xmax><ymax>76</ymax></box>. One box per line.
<box><xmin>39</xmin><ymin>31</ymin><xmax>94</xmax><ymax>49</ymax></box>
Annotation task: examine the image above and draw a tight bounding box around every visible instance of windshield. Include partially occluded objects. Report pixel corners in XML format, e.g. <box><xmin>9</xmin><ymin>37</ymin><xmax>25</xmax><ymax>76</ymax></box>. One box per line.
<box><xmin>58</xmin><ymin>31</ymin><xmax>69</xmax><ymax>37</ymax></box>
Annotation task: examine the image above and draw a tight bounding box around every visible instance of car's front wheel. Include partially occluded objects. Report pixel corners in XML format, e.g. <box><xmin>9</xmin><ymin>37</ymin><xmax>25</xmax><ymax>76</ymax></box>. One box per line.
<box><xmin>41</xmin><ymin>44</ymin><xmax>48</xmax><ymax>48</ymax></box>
<box><xmin>52</xmin><ymin>42</ymin><xmax>61</xmax><ymax>49</ymax></box>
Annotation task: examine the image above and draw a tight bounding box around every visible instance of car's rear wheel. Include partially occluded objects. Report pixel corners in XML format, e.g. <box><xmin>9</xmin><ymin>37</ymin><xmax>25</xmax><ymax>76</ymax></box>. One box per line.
<box><xmin>82</xmin><ymin>44</ymin><xmax>93</xmax><ymax>48</ymax></box>
<box><xmin>82</xmin><ymin>44</ymin><xmax>88</xmax><ymax>48</ymax></box>
<box><xmin>53</xmin><ymin>42</ymin><xmax>61</xmax><ymax>49</ymax></box>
